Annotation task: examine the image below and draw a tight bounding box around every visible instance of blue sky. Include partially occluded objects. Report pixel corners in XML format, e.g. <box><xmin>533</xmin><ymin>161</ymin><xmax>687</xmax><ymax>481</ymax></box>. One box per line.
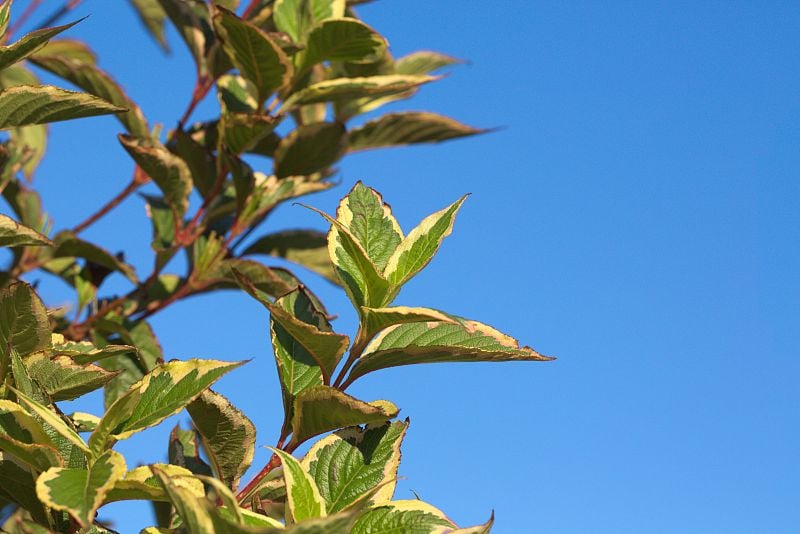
<box><xmin>5</xmin><ymin>1</ymin><xmax>800</xmax><ymax>532</ymax></box>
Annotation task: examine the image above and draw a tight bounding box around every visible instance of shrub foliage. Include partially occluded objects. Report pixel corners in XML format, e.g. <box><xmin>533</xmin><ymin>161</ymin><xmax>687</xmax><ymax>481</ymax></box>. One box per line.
<box><xmin>0</xmin><ymin>1</ymin><xmax>551</xmax><ymax>532</ymax></box>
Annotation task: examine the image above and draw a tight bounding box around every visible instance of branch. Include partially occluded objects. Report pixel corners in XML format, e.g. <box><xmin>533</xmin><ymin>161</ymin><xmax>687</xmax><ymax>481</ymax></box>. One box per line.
<box><xmin>71</xmin><ymin>174</ymin><xmax>143</xmax><ymax>235</ymax></box>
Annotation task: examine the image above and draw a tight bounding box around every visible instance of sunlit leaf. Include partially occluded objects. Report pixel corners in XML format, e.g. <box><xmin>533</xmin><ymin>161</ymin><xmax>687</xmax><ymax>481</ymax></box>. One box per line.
<box><xmin>270</xmin><ymin>448</ymin><xmax>326</xmax><ymax>523</ymax></box>
<box><xmin>23</xmin><ymin>353</ymin><xmax>119</xmax><ymax>401</ymax></box>
<box><xmin>35</xmin><ymin>449</ymin><xmax>126</xmax><ymax>527</ymax></box>
<box><xmin>273</xmin><ymin>0</ymin><xmax>345</xmax><ymax>43</ymax></box>
<box><xmin>0</xmin><ymin>213</ymin><xmax>53</xmax><ymax>247</ymax></box>
<box><xmin>0</xmin><ymin>399</ymin><xmax>62</xmax><ymax>471</ymax></box>
<box><xmin>0</xmin><ymin>20</ymin><xmax>81</xmax><ymax>71</ymax></box>
<box><xmin>300</xmin><ymin>18</ymin><xmax>385</xmax><ymax>72</ymax></box>
<box><xmin>348</xmin><ymin>112</ymin><xmax>486</xmax><ymax>152</ymax></box>
<box><xmin>351</xmin><ymin>500</ymin><xmax>456</xmax><ymax>534</ymax></box>
<box><xmin>280</xmin><ymin>75</ymin><xmax>435</xmax><ymax>111</ymax></box>
<box><xmin>0</xmin><ymin>282</ymin><xmax>50</xmax><ymax>376</ymax></box>
<box><xmin>0</xmin><ymin>85</ymin><xmax>125</xmax><ymax>129</ymax></box>
<box><xmin>359</xmin><ymin>306</ymin><xmax>454</xmax><ymax>345</ymax></box>
<box><xmin>105</xmin><ymin>463</ymin><xmax>203</xmax><ymax>504</ymax></box>
<box><xmin>394</xmin><ymin>50</ymin><xmax>460</xmax><ymax>75</ymax></box>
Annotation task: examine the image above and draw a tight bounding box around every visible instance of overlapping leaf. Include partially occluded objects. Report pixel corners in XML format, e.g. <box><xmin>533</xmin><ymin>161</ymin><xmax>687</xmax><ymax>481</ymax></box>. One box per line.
<box><xmin>351</xmin><ymin>500</ymin><xmax>456</xmax><ymax>534</ymax></box>
<box><xmin>53</xmin><ymin>231</ymin><xmax>138</xmax><ymax>283</ymax></box>
<box><xmin>273</xmin><ymin>121</ymin><xmax>346</xmax><ymax>178</ymax></box>
<box><xmin>0</xmin><ymin>282</ymin><xmax>50</xmax><ymax>372</ymax></box>
<box><xmin>35</xmin><ymin>449</ymin><xmax>126</xmax><ymax>527</ymax></box>
<box><xmin>104</xmin><ymin>464</ymin><xmax>203</xmax><ymax>503</ymax></box>
<box><xmin>186</xmin><ymin>389</ymin><xmax>256</xmax><ymax>490</ymax></box>
<box><xmin>303</xmin><ymin>420</ymin><xmax>407</xmax><ymax>513</ymax></box>
<box><xmin>0</xmin><ymin>20</ymin><xmax>80</xmax><ymax>71</ymax></box>
<box><xmin>128</xmin><ymin>0</ymin><xmax>170</xmax><ymax>51</ymax></box>
<box><xmin>23</xmin><ymin>353</ymin><xmax>119</xmax><ymax>402</ymax></box>
<box><xmin>242</xmin><ymin>229</ymin><xmax>338</xmax><ymax>283</ymax></box>
<box><xmin>0</xmin><ymin>399</ymin><xmax>62</xmax><ymax>471</ymax></box>
<box><xmin>271</xmin><ymin>448</ymin><xmax>326</xmax><ymax>524</ymax></box>
<box><xmin>299</xmin><ymin>18</ymin><xmax>386</xmax><ymax>72</ymax></box>
<box><xmin>0</xmin><ymin>213</ymin><xmax>52</xmax><ymax>247</ymax></box>
<box><xmin>0</xmin><ymin>85</ymin><xmax>124</xmax><ymax>129</ymax></box>
<box><xmin>273</xmin><ymin>0</ymin><xmax>345</xmax><ymax>43</ymax></box>
<box><xmin>280</xmin><ymin>75</ymin><xmax>436</xmax><ymax>111</ymax></box>
<box><xmin>290</xmin><ymin>385</ymin><xmax>398</xmax><ymax>446</ymax></box>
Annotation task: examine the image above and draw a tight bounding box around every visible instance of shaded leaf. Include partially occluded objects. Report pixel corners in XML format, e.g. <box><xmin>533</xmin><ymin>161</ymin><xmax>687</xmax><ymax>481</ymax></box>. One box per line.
<box><xmin>213</xmin><ymin>7</ymin><xmax>292</xmax><ymax>106</ymax></box>
<box><xmin>35</xmin><ymin>39</ymin><xmax>98</xmax><ymax>64</ymax></box>
<box><xmin>280</xmin><ymin>75</ymin><xmax>435</xmax><ymax>111</ymax></box>
<box><xmin>303</xmin><ymin>420</ymin><xmax>407</xmax><ymax>513</ymax></box>
<box><xmin>186</xmin><ymin>389</ymin><xmax>256</xmax><ymax>490</ymax></box>
<box><xmin>273</xmin><ymin>121</ymin><xmax>346</xmax><ymax>178</ymax></box>
<box><xmin>242</xmin><ymin>229</ymin><xmax>338</xmax><ymax>283</ymax></box>
<box><xmin>0</xmin><ymin>452</ymin><xmax>51</xmax><ymax>526</ymax></box>
<box><xmin>270</xmin><ymin>448</ymin><xmax>326</xmax><ymax>523</ymax></box>
<box><xmin>219</xmin><ymin>112</ymin><xmax>277</xmax><ymax>155</ymax></box>
<box><xmin>119</xmin><ymin>134</ymin><xmax>193</xmax><ymax>220</ymax></box>
<box><xmin>172</xmin><ymin>128</ymin><xmax>216</xmax><ymax>198</ymax></box>
<box><xmin>128</xmin><ymin>0</ymin><xmax>170</xmax><ymax>52</ymax></box>
<box><xmin>53</xmin><ymin>232</ymin><xmax>138</xmax><ymax>283</ymax></box>
<box><xmin>0</xmin><ymin>213</ymin><xmax>53</xmax><ymax>247</ymax></box>
<box><xmin>0</xmin><ymin>282</ymin><xmax>50</xmax><ymax>377</ymax></box>
<box><xmin>168</xmin><ymin>425</ymin><xmax>212</xmax><ymax>478</ymax></box>
<box><xmin>35</xmin><ymin>449</ymin><xmax>126</xmax><ymax>527</ymax></box>
<box><xmin>0</xmin><ymin>399</ymin><xmax>62</xmax><ymax>471</ymax></box>
<box><xmin>300</xmin><ymin>18</ymin><xmax>386</xmax><ymax>71</ymax></box>
<box><xmin>273</xmin><ymin>0</ymin><xmax>345</xmax><ymax>43</ymax></box>
<box><xmin>348</xmin><ymin>112</ymin><xmax>486</xmax><ymax>152</ymax></box>
<box><xmin>0</xmin><ymin>85</ymin><xmax>125</xmax><ymax>129</ymax></box>
<box><xmin>347</xmin><ymin>318</ymin><xmax>552</xmax><ymax>384</ymax></box>
<box><xmin>394</xmin><ymin>50</ymin><xmax>460</xmax><ymax>75</ymax></box>
<box><xmin>11</xmin><ymin>387</ymin><xmax>90</xmax><ymax>457</ymax></box>
<box><xmin>290</xmin><ymin>385</ymin><xmax>398</xmax><ymax>446</ymax></box>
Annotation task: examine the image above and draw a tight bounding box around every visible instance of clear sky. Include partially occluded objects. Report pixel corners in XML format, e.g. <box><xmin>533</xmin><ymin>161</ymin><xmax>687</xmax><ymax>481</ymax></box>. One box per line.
<box><xmin>6</xmin><ymin>1</ymin><xmax>799</xmax><ymax>532</ymax></box>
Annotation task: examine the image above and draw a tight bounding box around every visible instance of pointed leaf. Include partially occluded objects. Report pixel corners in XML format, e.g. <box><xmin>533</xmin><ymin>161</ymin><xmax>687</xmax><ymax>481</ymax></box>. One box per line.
<box><xmin>300</xmin><ymin>18</ymin><xmax>386</xmax><ymax>72</ymax></box>
<box><xmin>290</xmin><ymin>385</ymin><xmax>398</xmax><ymax>446</ymax></box>
<box><xmin>36</xmin><ymin>449</ymin><xmax>126</xmax><ymax>527</ymax></box>
<box><xmin>0</xmin><ymin>20</ymin><xmax>80</xmax><ymax>71</ymax></box>
<box><xmin>105</xmin><ymin>464</ymin><xmax>203</xmax><ymax>503</ymax></box>
<box><xmin>273</xmin><ymin>0</ymin><xmax>345</xmax><ymax>43</ymax></box>
<box><xmin>348</xmin><ymin>112</ymin><xmax>486</xmax><ymax>152</ymax></box>
<box><xmin>36</xmin><ymin>38</ymin><xmax>98</xmax><ymax>64</ymax></box>
<box><xmin>280</xmin><ymin>75</ymin><xmax>436</xmax><ymax>111</ymax></box>
<box><xmin>172</xmin><ymin>129</ymin><xmax>216</xmax><ymax>198</ymax></box>
<box><xmin>347</xmin><ymin>318</ymin><xmax>552</xmax><ymax>384</ymax></box>
<box><xmin>273</xmin><ymin>121</ymin><xmax>346</xmax><ymax>178</ymax></box>
<box><xmin>0</xmin><ymin>85</ymin><xmax>125</xmax><ymax>129</ymax></box>
<box><xmin>0</xmin><ymin>399</ymin><xmax>62</xmax><ymax>471</ymax></box>
<box><xmin>168</xmin><ymin>425</ymin><xmax>212</xmax><ymax>477</ymax></box>
<box><xmin>336</xmin><ymin>182</ymin><xmax>402</xmax><ymax>271</ymax></box>
<box><xmin>29</xmin><ymin>54</ymin><xmax>150</xmax><ymax>136</ymax></box>
<box><xmin>303</xmin><ymin>420</ymin><xmax>407</xmax><ymax>513</ymax></box>
<box><xmin>270</xmin><ymin>448</ymin><xmax>326</xmax><ymax>523</ymax></box>
<box><xmin>351</xmin><ymin>500</ymin><xmax>456</xmax><ymax>534</ymax></box>
<box><xmin>213</xmin><ymin>7</ymin><xmax>292</xmax><ymax>106</ymax></box>
<box><xmin>242</xmin><ymin>229</ymin><xmax>338</xmax><ymax>283</ymax></box>
<box><xmin>395</xmin><ymin>51</ymin><xmax>461</xmax><ymax>75</ymax></box>
<box><xmin>119</xmin><ymin>134</ymin><xmax>193</xmax><ymax>220</ymax></box>
<box><xmin>53</xmin><ymin>232</ymin><xmax>138</xmax><ymax>283</ymax></box>
<box><xmin>302</xmin><ymin>203</ymin><xmax>391</xmax><ymax>311</ymax></box>
<box><xmin>128</xmin><ymin>0</ymin><xmax>170</xmax><ymax>52</ymax></box>
<box><xmin>70</xmin><ymin>412</ymin><xmax>101</xmax><ymax>433</ymax></box>
<box><xmin>219</xmin><ymin>111</ymin><xmax>277</xmax><ymax>155</ymax></box>
<box><xmin>0</xmin><ymin>1</ymin><xmax>10</xmax><ymax>38</ymax></box>
<box><xmin>149</xmin><ymin>466</ymin><xmax>216</xmax><ymax>533</ymax></box>
<box><xmin>24</xmin><ymin>353</ymin><xmax>119</xmax><ymax>401</ymax></box>
<box><xmin>384</xmin><ymin>194</ymin><xmax>467</xmax><ymax>286</ymax></box>
<box><xmin>89</xmin><ymin>359</ymin><xmax>243</xmax><ymax>455</ymax></box>
<box><xmin>11</xmin><ymin>388</ymin><xmax>90</xmax><ymax>457</ymax></box>
<box><xmin>186</xmin><ymin>389</ymin><xmax>256</xmax><ymax>490</ymax></box>
<box><xmin>0</xmin><ymin>452</ymin><xmax>52</xmax><ymax>526</ymax></box>
<box><xmin>359</xmin><ymin>306</ymin><xmax>455</xmax><ymax>348</ymax></box>
<box><xmin>0</xmin><ymin>213</ymin><xmax>52</xmax><ymax>247</ymax></box>
<box><xmin>450</xmin><ymin>513</ymin><xmax>495</xmax><ymax>534</ymax></box>
<box><xmin>0</xmin><ymin>282</ymin><xmax>50</xmax><ymax>372</ymax></box>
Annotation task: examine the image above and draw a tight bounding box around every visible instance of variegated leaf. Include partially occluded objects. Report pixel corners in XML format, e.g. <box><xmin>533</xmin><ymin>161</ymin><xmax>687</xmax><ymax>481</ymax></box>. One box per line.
<box><xmin>0</xmin><ymin>214</ymin><xmax>53</xmax><ymax>247</ymax></box>
<box><xmin>270</xmin><ymin>448</ymin><xmax>326</xmax><ymax>524</ymax></box>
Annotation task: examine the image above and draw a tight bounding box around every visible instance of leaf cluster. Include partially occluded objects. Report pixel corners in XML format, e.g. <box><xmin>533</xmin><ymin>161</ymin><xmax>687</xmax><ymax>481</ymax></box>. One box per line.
<box><xmin>0</xmin><ymin>1</ymin><xmax>550</xmax><ymax>532</ymax></box>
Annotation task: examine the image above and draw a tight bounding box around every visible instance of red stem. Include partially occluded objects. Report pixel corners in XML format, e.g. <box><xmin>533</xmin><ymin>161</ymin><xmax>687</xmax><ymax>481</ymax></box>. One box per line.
<box><xmin>71</xmin><ymin>175</ymin><xmax>142</xmax><ymax>235</ymax></box>
<box><xmin>241</xmin><ymin>0</ymin><xmax>261</xmax><ymax>19</ymax></box>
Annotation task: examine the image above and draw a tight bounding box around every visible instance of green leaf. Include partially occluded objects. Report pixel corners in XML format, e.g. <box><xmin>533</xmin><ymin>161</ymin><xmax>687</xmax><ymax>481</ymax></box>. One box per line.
<box><xmin>336</xmin><ymin>181</ymin><xmax>402</xmax><ymax>272</ymax></box>
<box><xmin>142</xmin><ymin>194</ymin><xmax>177</xmax><ymax>253</ymax></box>
<box><xmin>128</xmin><ymin>0</ymin><xmax>170</xmax><ymax>52</ymax></box>
<box><xmin>0</xmin><ymin>1</ymin><xmax>11</xmax><ymax>39</ymax></box>
<box><xmin>236</xmin><ymin>277</ymin><xmax>349</xmax><ymax>385</ymax></box>
<box><xmin>242</xmin><ymin>229</ymin><xmax>338</xmax><ymax>283</ymax></box>
<box><xmin>202</xmin><ymin>258</ymin><xmax>301</xmax><ymax>301</ymax></box>
<box><xmin>119</xmin><ymin>134</ymin><xmax>193</xmax><ymax>220</ymax></box>
<box><xmin>303</xmin><ymin>420</ymin><xmax>407</xmax><ymax>513</ymax></box>
<box><xmin>0</xmin><ymin>85</ymin><xmax>125</xmax><ymax>129</ymax></box>
<box><xmin>383</xmin><ymin>194</ymin><xmax>467</xmax><ymax>286</ymax></box>
<box><xmin>290</xmin><ymin>385</ymin><xmax>398</xmax><ymax>446</ymax></box>
<box><xmin>29</xmin><ymin>54</ymin><xmax>150</xmax><ymax>136</ymax></box>
<box><xmin>219</xmin><ymin>112</ymin><xmax>277</xmax><ymax>155</ymax></box>
<box><xmin>35</xmin><ymin>449</ymin><xmax>126</xmax><ymax>527</ymax></box>
<box><xmin>105</xmin><ymin>464</ymin><xmax>203</xmax><ymax>504</ymax></box>
<box><xmin>35</xmin><ymin>39</ymin><xmax>98</xmax><ymax>64</ymax></box>
<box><xmin>89</xmin><ymin>359</ymin><xmax>243</xmax><ymax>456</ymax></box>
<box><xmin>359</xmin><ymin>306</ymin><xmax>455</xmax><ymax>348</ymax></box>
<box><xmin>300</xmin><ymin>18</ymin><xmax>386</xmax><ymax>72</ymax></box>
<box><xmin>273</xmin><ymin>121</ymin><xmax>346</xmax><ymax>178</ymax></box>
<box><xmin>23</xmin><ymin>353</ymin><xmax>119</xmax><ymax>402</ymax></box>
<box><xmin>216</xmin><ymin>73</ymin><xmax>258</xmax><ymax>113</ymax></box>
<box><xmin>168</xmin><ymin>425</ymin><xmax>212</xmax><ymax>478</ymax></box>
<box><xmin>0</xmin><ymin>282</ymin><xmax>50</xmax><ymax>380</ymax></box>
<box><xmin>351</xmin><ymin>500</ymin><xmax>456</xmax><ymax>534</ymax></box>
<box><xmin>0</xmin><ymin>452</ymin><xmax>51</xmax><ymax>526</ymax></box>
<box><xmin>280</xmin><ymin>75</ymin><xmax>435</xmax><ymax>111</ymax></box>
<box><xmin>270</xmin><ymin>448</ymin><xmax>326</xmax><ymax>523</ymax></box>
<box><xmin>0</xmin><ymin>20</ymin><xmax>80</xmax><ymax>71</ymax></box>
<box><xmin>172</xmin><ymin>128</ymin><xmax>216</xmax><ymax>200</ymax></box>
<box><xmin>348</xmin><ymin>112</ymin><xmax>486</xmax><ymax>152</ymax></box>
<box><xmin>8</xmin><ymin>122</ymin><xmax>47</xmax><ymax>178</ymax></box>
<box><xmin>346</xmin><ymin>318</ymin><xmax>553</xmax><ymax>385</ymax></box>
<box><xmin>51</xmin><ymin>336</ymin><xmax>135</xmax><ymax>365</ymax></box>
<box><xmin>213</xmin><ymin>7</ymin><xmax>292</xmax><ymax>106</ymax></box>
<box><xmin>69</xmin><ymin>412</ymin><xmax>100</xmax><ymax>433</ymax></box>
<box><xmin>0</xmin><ymin>399</ymin><xmax>62</xmax><ymax>471</ymax></box>
<box><xmin>302</xmin><ymin>203</ymin><xmax>391</xmax><ymax>312</ymax></box>
<box><xmin>11</xmin><ymin>387</ymin><xmax>90</xmax><ymax>457</ymax></box>
<box><xmin>394</xmin><ymin>51</ymin><xmax>460</xmax><ymax>75</ymax></box>
<box><xmin>0</xmin><ymin>213</ymin><xmax>53</xmax><ymax>247</ymax></box>
<box><xmin>273</xmin><ymin>0</ymin><xmax>345</xmax><ymax>43</ymax></box>
<box><xmin>149</xmin><ymin>466</ymin><xmax>216</xmax><ymax>533</ymax></box>
<box><xmin>53</xmin><ymin>231</ymin><xmax>138</xmax><ymax>283</ymax></box>
<box><xmin>186</xmin><ymin>389</ymin><xmax>256</xmax><ymax>490</ymax></box>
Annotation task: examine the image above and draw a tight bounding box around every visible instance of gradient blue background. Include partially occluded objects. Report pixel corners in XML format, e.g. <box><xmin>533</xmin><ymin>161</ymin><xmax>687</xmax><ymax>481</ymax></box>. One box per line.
<box><xmin>4</xmin><ymin>1</ymin><xmax>799</xmax><ymax>532</ymax></box>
